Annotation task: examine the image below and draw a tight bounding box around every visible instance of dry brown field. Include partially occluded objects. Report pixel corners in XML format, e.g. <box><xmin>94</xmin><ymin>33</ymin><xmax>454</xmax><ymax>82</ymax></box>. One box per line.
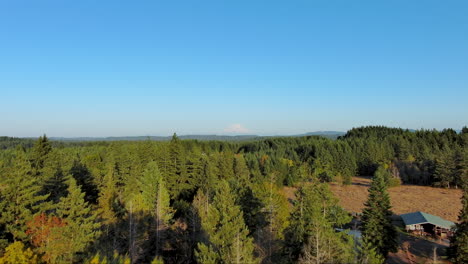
<box><xmin>330</xmin><ymin>176</ymin><xmax>462</xmax><ymax>222</ymax></box>
<box><xmin>284</xmin><ymin>177</ymin><xmax>462</xmax><ymax>222</ymax></box>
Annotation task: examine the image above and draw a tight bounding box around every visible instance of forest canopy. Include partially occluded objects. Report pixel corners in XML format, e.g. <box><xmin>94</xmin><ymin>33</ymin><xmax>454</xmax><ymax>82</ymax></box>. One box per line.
<box><xmin>0</xmin><ymin>126</ymin><xmax>466</xmax><ymax>263</ymax></box>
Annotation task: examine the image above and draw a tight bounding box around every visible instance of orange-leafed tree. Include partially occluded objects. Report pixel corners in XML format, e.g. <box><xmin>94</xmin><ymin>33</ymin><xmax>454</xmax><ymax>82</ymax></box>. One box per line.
<box><xmin>26</xmin><ymin>213</ymin><xmax>66</xmax><ymax>263</ymax></box>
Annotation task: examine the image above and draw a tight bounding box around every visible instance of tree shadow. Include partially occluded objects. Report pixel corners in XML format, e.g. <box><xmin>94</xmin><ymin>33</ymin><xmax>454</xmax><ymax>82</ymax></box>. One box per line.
<box><xmin>387</xmin><ymin>232</ymin><xmax>449</xmax><ymax>264</ymax></box>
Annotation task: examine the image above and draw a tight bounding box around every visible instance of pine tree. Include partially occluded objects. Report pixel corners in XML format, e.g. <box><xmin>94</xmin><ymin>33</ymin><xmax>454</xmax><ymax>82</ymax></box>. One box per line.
<box><xmin>166</xmin><ymin>133</ymin><xmax>183</xmax><ymax>198</ymax></box>
<box><xmin>193</xmin><ymin>155</ymin><xmax>217</xmax><ymax>198</ymax></box>
<box><xmin>252</xmin><ymin>181</ymin><xmax>290</xmax><ymax>259</ymax></box>
<box><xmin>138</xmin><ymin>161</ymin><xmax>174</xmax><ymax>257</ymax></box>
<box><xmin>154</xmin><ymin>177</ymin><xmax>173</xmax><ymax>256</ymax></box>
<box><xmin>70</xmin><ymin>160</ymin><xmax>99</xmax><ymax>204</ymax></box>
<box><xmin>139</xmin><ymin>161</ymin><xmax>162</xmax><ymax>212</ymax></box>
<box><xmin>233</xmin><ymin>154</ymin><xmax>250</xmax><ymax>186</ymax></box>
<box><xmin>42</xmin><ymin>167</ymin><xmax>69</xmax><ymax>203</ymax></box>
<box><xmin>285</xmin><ymin>183</ymin><xmax>354</xmax><ymax>263</ymax></box>
<box><xmin>357</xmin><ymin>242</ymin><xmax>385</xmax><ymax>264</ymax></box>
<box><xmin>195</xmin><ymin>181</ymin><xmax>257</xmax><ymax>264</ymax></box>
<box><xmin>449</xmin><ymin>182</ymin><xmax>468</xmax><ymax>263</ymax></box>
<box><xmin>155</xmin><ymin>177</ymin><xmax>173</xmax><ymax>225</ymax></box>
<box><xmin>0</xmin><ymin>151</ymin><xmax>48</xmax><ymax>241</ymax></box>
<box><xmin>30</xmin><ymin>134</ymin><xmax>52</xmax><ymax>176</ymax></box>
<box><xmin>196</xmin><ymin>244</ymin><xmax>218</xmax><ymax>264</ymax></box>
<box><xmin>216</xmin><ymin>152</ymin><xmax>234</xmax><ymax>180</ymax></box>
<box><xmin>454</xmin><ymin>148</ymin><xmax>467</xmax><ymax>189</ymax></box>
<box><xmin>138</xmin><ymin>161</ymin><xmax>174</xmax><ymax>223</ymax></box>
<box><xmin>361</xmin><ymin>168</ymin><xmax>398</xmax><ymax>258</ymax></box>
<box><xmin>433</xmin><ymin>151</ymin><xmax>456</xmax><ymax>188</ymax></box>
<box><xmin>56</xmin><ymin>178</ymin><xmax>100</xmax><ymax>263</ymax></box>
<box><xmin>98</xmin><ymin>164</ymin><xmax>119</xmax><ymax>224</ymax></box>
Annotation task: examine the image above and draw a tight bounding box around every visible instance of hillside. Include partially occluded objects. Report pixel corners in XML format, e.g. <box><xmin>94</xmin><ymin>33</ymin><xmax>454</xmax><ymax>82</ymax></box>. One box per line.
<box><xmin>47</xmin><ymin>131</ymin><xmax>345</xmax><ymax>142</ymax></box>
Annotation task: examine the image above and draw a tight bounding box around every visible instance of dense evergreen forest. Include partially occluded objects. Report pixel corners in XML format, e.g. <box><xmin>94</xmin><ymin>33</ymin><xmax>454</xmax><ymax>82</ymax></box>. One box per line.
<box><xmin>0</xmin><ymin>126</ymin><xmax>466</xmax><ymax>263</ymax></box>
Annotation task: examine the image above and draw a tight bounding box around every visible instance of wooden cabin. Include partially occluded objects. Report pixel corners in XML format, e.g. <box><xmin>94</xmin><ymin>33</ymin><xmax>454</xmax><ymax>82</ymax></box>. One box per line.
<box><xmin>400</xmin><ymin>211</ymin><xmax>455</xmax><ymax>239</ymax></box>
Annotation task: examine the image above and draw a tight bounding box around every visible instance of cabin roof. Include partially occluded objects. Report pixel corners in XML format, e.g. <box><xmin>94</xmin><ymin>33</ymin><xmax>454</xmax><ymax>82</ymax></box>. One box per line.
<box><xmin>400</xmin><ymin>211</ymin><xmax>455</xmax><ymax>229</ymax></box>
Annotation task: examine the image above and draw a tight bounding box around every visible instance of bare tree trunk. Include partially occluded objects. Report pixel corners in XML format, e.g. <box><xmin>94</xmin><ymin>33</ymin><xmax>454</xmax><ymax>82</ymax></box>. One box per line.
<box><xmin>129</xmin><ymin>202</ymin><xmax>136</xmax><ymax>264</ymax></box>
<box><xmin>315</xmin><ymin>227</ymin><xmax>320</xmax><ymax>264</ymax></box>
<box><xmin>155</xmin><ymin>192</ymin><xmax>160</xmax><ymax>256</ymax></box>
<box><xmin>236</xmin><ymin>233</ymin><xmax>241</xmax><ymax>264</ymax></box>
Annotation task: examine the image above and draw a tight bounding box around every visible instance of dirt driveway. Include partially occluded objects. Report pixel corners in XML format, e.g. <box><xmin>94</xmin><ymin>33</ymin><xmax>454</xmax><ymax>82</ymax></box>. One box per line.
<box><xmin>387</xmin><ymin>233</ymin><xmax>451</xmax><ymax>264</ymax></box>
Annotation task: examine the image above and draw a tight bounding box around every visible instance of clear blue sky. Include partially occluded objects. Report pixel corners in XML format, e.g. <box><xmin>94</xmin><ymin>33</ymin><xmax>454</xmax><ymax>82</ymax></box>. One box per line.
<box><xmin>1</xmin><ymin>0</ymin><xmax>467</xmax><ymax>137</ymax></box>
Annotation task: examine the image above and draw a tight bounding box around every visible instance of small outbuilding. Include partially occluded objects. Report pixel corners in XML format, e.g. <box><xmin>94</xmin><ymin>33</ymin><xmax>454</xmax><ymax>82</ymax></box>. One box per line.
<box><xmin>400</xmin><ymin>211</ymin><xmax>455</xmax><ymax>239</ymax></box>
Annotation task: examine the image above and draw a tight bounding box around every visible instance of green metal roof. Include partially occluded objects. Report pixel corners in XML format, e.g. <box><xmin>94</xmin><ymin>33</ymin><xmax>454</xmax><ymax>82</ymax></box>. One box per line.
<box><xmin>400</xmin><ymin>211</ymin><xmax>455</xmax><ymax>229</ymax></box>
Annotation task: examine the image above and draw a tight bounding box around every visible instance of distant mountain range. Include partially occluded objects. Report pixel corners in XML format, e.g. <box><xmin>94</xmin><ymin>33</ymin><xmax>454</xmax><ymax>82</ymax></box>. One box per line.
<box><xmin>49</xmin><ymin>131</ymin><xmax>346</xmax><ymax>142</ymax></box>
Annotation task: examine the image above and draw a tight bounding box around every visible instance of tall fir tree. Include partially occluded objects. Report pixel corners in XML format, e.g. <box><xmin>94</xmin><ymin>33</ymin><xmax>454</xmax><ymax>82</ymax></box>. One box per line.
<box><xmin>98</xmin><ymin>164</ymin><xmax>119</xmax><ymax>224</ymax></box>
<box><xmin>139</xmin><ymin>161</ymin><xmax>163</xmax><ymax>212</ymax></box>
<box><xmin>166</xmin><ymin>133</ymin><xmax>184</xmax><ymax>198</ymax></box>
<box><xmin>41</xmin><ymin>167</ymin><xmax>69</xmax><ymax>204</ymax></box>
<box><xmin>70</xmin><ymin>160</ymin><xmax>99</xmax><ymax>204</ymax></box>
<box><xmin>195</xmin><ymin>181</ymin><xmax>257</xmax><ymax>264</ymax></box>
<box><xmin>56</xmin><ymin>177</ymin><xmax>100</xmax><ymax>263</ymax></box>
<box><xmin>454</xmin><ymin>148</ymin><xmax>467</xmax><ymax>189</ymax></box>
<box><xmin>433</xmin><ymin>151</ymin><xmax>456</xmax><ymax>188</ymax></box>
<box><xmin>154</xmin><ymin>176</ymin><xmax>173</xmax><ymax>256</ymax></box>
<box><xmin>30</xmin><ymin>134</ymin><xmax>52</xmax><ymax>176</ymax></box>
<box><xmin>448</xmin><ymin>181</ymin><xmax>468</xmax><ymax>263</ymax></box>
<box><xmin>285</xmin><ymin>183</ymin><xmax>354</xmax><ymax>263</ymax></box>
<box><xmin>233</xmin><ymin>154</ymin><xmax>251</xmax><ymax>186</ymax></box>
<box><xmin>0</xmin><ymin>151</ymin><xmax>48</xmax><ymax>241</ymax></box>
<box><xmin>361</xmin><ymin>168</ymin><xmax>398</xmax><ymax>258</ymax></box>
<box><xmin>252</xmin><ymin>181</ymin><xmax>290</xmax><ymax>261</ymax></box>
<box><xmin>138</xmin><ymin>161</ymin><xmax>174</xmax><ymax>223</ymax></box>
<box><xmin>194</xmin><ymin>155</ymin><xmax>217</xmax><ymax>196</ymax></box>
<box><xmin>138</xmin><ymin>161</ymin><xmax>174</xmax><ymax>257</ymax></box>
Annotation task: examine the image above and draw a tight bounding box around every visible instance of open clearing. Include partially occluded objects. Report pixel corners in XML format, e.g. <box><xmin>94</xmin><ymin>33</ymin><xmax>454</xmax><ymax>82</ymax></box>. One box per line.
<box><xmin>284</xmin><ymin>177</ymin><xmax>462</xmax><ymax>222</ymax></box>
<box><xmin>283</xmin><ymin>177</ymin><xmax>461</xmax><ymax>263</ymax></box>
<box><xmin>328</xmin><ymin>177</ymin><xmax>462</xmax><ymax>222</ymax></box>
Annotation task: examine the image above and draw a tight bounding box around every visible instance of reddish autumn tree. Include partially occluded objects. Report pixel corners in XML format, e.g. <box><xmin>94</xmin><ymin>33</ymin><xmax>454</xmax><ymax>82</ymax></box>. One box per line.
<box><xmin>26</xmin><ymin>213</ymin><xmax>67</xmax><ymax>263</ymax></box>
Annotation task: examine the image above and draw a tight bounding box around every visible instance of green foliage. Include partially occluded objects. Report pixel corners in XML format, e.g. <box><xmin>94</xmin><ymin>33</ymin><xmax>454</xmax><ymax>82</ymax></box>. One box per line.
<box><xmin>357</xmin><ymin>241</ymin><xmax>385</xmax><ymax>264</ymax></box>
<box><xmin>26</xmin><ymin>213</ymin><xmax>67</xmax><ymax>264</ymax></box>
<box><xmin>233</xmin><ymin>154</ymin><xmax>250</xmax><ymax>185</ymax></box>
<box><xmin>194</xmin><ymin>244</ymin><xmax>218</xmax><ymax>264</ymax></box>
<box><xmin>155</xmin><ymin>177</ymin><xmax>174</xmax><ymax>225</ymax></box>
<box><xmin>0</xmin><ymin>151</ymin><xmax>48</xmax><ymax>241</ymax></box>
<box><xmin>0</xmin><ymin>241</ymin><xmax>38</xmax><ymax>264</ymax></box>
<box><xmin>56</xmin><ymin>178</ymin><xmax>101</xmax><ymax>263</ymax></box>
<box><xmin>30</xmin><ymin>134</ymin><xmax>52</xmax><ymax>175</ymax></box>
<box><xmin>165</xmin><ymin>133</ymin><xmax>186</xmax><ymax>199</ymax></box>
<box><xmin>0</xmin><ymin>137</ymin><xmax>35</xmax><ymax>150</ymax></box>
<box><xmin>195</xmin><ymin>181</ymin><xmax>257</xmax><ymax>264</ymax></box>
<box><xmin>86</xmin><ymin>251</ymin><xmax>131</xmax><ymax>264</ymax></box>
<box><xmin>361</xmin><ymin>168</ymin><xmax>398</xmax><ymax>258</ymax></box>
<box><xmin>139</xmin><ymin>161</ymin><xmax>163</xmax><ymax>212</ymax></box>
<box><xmin>98</xmin><ymin>165</ymin><xmax>119</xmax><ymax>223</ymax></box>
<box><xmin>70</xmin><ymin>160</ymin><xmax>99</xmax><ymax>204</ymax></box>
<box><xmin>285</xmin><ymin>183</ymin><xmax>354</xmax><ymax>263</ymax></box>
<box><xmin>42</xmin><ymin>167</ymin><xmax>69</xmax><ymax>204</ymax></box>
<box><xmin>0</xmin><ymin>127</ymin><xmax>465</xmax><ymax>263</ymax></box>
<box><xmin>150</xmin><ymin>255</ymin><xmax>164</xmax><ymax>264</ymax></box>
<box><xmin>253</xmin><ymin>182</ymin><xmax>290</xmax><ymax>239</ymax></box>
<box><xmin>449</xmin><ymin>182</ymin><xmax>468</xmax><ymax>263</ymax></box>
<box><xmin>374</xmin><ymin>165</ymin><xmax>401</xmax><ymax>188</ymax></box>
<box><xmin>138</xmin><ymin>160</ymin><xmax>174</xmax><ymax>223</ymax></box>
